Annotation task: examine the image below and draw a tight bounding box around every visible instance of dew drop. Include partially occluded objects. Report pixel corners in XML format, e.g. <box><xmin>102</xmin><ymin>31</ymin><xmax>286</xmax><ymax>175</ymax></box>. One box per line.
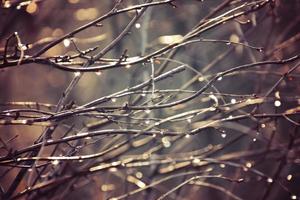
<box><xmin>274</xmin><ymin>100</ymin><xmax>281</xmax><ymax>107</ymax></box>
<box><xmin>193</xmin><ymin>158</ymin><xmax>201</xmax><ymax>164</ymax></box>
<box><xmin>162</xmin><ymin>137</ymin><xmax>171</xmax><ymax>148</ymax></box>
<box><xmin>135</xmin><ymin>23</ymin><xmax>141</xmax><ymax>29</ymax></box>
<box><xmin>19</xmin><ymin>44</ymin><xmax>27</xmax><ymax>51</ymax></box>
<box><xmin>220</xmin><ymin>164</ymin><xmax>226</xmax><ymax>168</ymax></box>
<box><xmin>74</xmin><ymin>72</ymin><xmax>81</xmax><ymax>77</ymax></box>
<box><xmin>231</xmin><ymin>98</ymin><xmax>237</xmax><ymax>104</ymax></box>
<box><xmin>125</xmin><ymin>64</ymin><xmax>131</xmax><ymax>69</ymax></box>
<box><xmin>136</xmin><ymin>172</ymin><xmax>143</xmax><ymax>179</ymax></box>
<box><xmin>95</xmin><ymin>71</ymin><xmax>102</xmax><ymax>76</ymax></box>
<box><xmin>275</xmin><ymin>91</ymin><xmax>280</xmax><ymax>99</ymax></box>
<box><xmin>291</xmin><ymin>195</ymin><xmax>297</xmax><ymax>199</ymax></box>
<box><xmin>198</xmin><ymin>76</ymin><xmax>204</xmax><ymax>82</ymax></box>
<box><xmin>245</xmin><ymin>162</ymin><xmax>252</xmax><ymax>168</ymax></box>
<box><xmin>257</xmin><ymin>47</ymin><xmax>264</xmax><ymax>52</ymax></box>
<box><xmin>209</xmin><ymin>107</ymin><xmax>216</xmax><ymax>111</ymax></box>
<box><xmin>267</xmin><ymin>178</ymin><xmax>273</xmax><ymax>183</ymax></box>
<box><xmin>63</xmin><ymin>39</ymin><xmax>71</xmax><ymax>47</ymax></box>
<box><xmin>51</xmin><ymin>160</ymin><xmax>60</xmax><ymax>166</ymax></box>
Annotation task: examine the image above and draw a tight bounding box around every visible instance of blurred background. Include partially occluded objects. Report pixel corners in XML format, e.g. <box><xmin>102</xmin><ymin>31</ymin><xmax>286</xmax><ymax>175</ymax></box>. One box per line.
<box><xmin>1</xmin><ymin>0</ymin><xmax>300</xmax><ymax>199</ymax></box>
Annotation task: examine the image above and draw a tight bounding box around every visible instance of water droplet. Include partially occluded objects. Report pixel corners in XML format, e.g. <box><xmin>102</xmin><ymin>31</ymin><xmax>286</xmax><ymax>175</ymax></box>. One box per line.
<box><xmin>220</xmin><ymin>164</ymin><xmax>226</xmax><ymax>168</ymax></box>
<box><xmin>185</xmin><ymin>134</ymin><xmax>190</xmax><ymax>138</ymax></box>
<box><xmin>261</xmin><ymin>123</ymin><xmax>266</xmax><ymax>128</ymax></box>
<box><xmin>125</xmin><ymin>64</ymin><xmax>131</xmax><ymax>69</ymax></box>
<box><xmin>291</xmin><ymin>195</ymin><xmax>297</xmax><ymax>199</ymax></box>
<box><xmin>135</xmin><ymin>23</ymin><xmax>141</xmax><ymax>29</ymax></box>
<box><xmin>19</xmin><ymin>44</ymin><xmax>27</xmax><ymax>51</ymax></box>
<box><xmin>95</xmin><ymin>71</ymin><xmax>102</xmax><ymax>76</ymax></box>
<box><xmin>111</xmin><ymin>98</ymin><xmax>117</xmax><ymax>103</ymax></box>
<box><xmin>145</xmin><ymin>109</ymin><xmax>151</xmax><ymax>114</ymax></box>
<box><xmin>230</xmin><ymin>99</ymin><xmax>237</xmax><ymax>104</ymax></box>
<box><xmin>209</xmin><ymin>107</ymin><xmax>216</xmax><ymax>111</ymax></box>
<box><xmin>162</xmin><ymin>137</ymin><xmax>171</xmax><ymax>148</ymax></box>
<box><xmin>287</xmin><ymin>174</ymin><xmax>293</xmax><ymax>181</ymax></box>
<box><xmin>257</xmin><ymin>48</ymin><xmax>264</xmax><ymax>52</ymax></box>
<box><xmin>198</xmin><ymin>76</ymin><xmax>204</xmax><ymax>82</ymax></box>
<box><xmin>221</xmin><ymin>133</ymin><xmax>227</xmax><ymax>138</ymax></box>
<box><xmin>217</xmin><ymin>76</ymin><xmax>223</xmax><ymax>81</ymax></box>
<box><xmin>275</xmin><ymin>91</ymin><xmax>280</xmax><ymax>99</ymax></box>
<box><xmin>252</xmin><ymin>138</ymin><xmax>257</xmax><ymax>142</ymax></box>
<box><xmin>187</xmin><ymin>118</ymin><xmax>192</xmax><ymax>123</ymax></box>
<box><xmin>63</xmin><ymin>39</ymin><xmax>71</xmax><ymax>47</ymax></box>
<box><xmin>274</xmin><ymin>100</ymin><xmax>281</xmax><ymax>107</ymax></box>
<box><xmin>267</xmin><ymin>178</ymin><xmax>273</xmax><ymax>183</ymax></box>
<box><xmin>51</xmin><ymin>160</ymin><xmax>59</xmax><ymax>166</ymax></box>
<box><xmin>135</xmin><ymin>172</ymin><xmax>143</xmax><ymax>179</ymax></box>
<box><xmin>209</xmin><ymin>94</ymin><xmax>218</xmax><ymax>106</ymax></box>
<box><xmin>74</xmin><ymin>72</ymin><xmax>81</xmax><ymax>77</ymax></box>
<box><xmin>112</xmin><ymin>161</ymin><xmax>119</xmax><ymax>166</ymax></box>
<box><xmin>245</xmin><ymin>162</ymin><xmax>252</xmax><ymax>168</ymax></box>
<box><xmin>193</xmin><ymin>158</ymin><xmax>201</xmax><ymax>164</ymax></box>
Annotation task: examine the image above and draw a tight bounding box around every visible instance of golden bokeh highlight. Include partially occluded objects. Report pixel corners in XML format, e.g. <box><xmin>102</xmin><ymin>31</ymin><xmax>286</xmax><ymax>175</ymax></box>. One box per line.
<box><xmin>26</xmin><ymin>2</ymin><xmax>38</xmax><ymax>14</ymax></box>
<box><xmin>75</xmin><ymin>8</ymin><xmax>99</xmax><ymax>21</ymax></box>
<box><xmin>68</xmin><ymin>0</ymin><xmax>80</xmax><ymax>4</ymax></box>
